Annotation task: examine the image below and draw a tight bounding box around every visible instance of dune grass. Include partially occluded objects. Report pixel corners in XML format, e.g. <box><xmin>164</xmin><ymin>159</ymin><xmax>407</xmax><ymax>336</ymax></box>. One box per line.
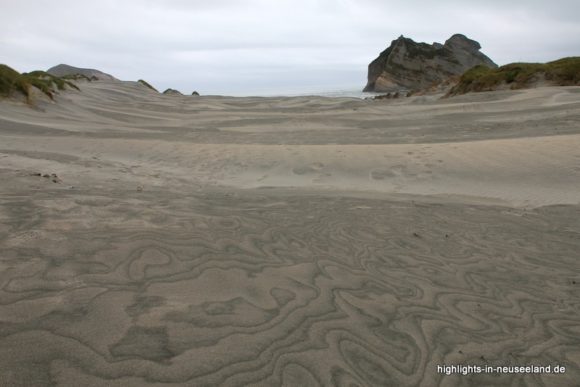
<box><xmin>61</xmin><ymin>73</ymin><xmax>96</xmax><ymax>82</ymax></box>
<box><xmin>0</xmin><ymin>64</ymin><xmax>30</xmax><ymax>98</ymax></box>
<box><xmin>163</xmin><ymin>88</ymin><xmax>183</xmax><ymax>95</ymax></box>
<box><xmin>448</xmin><ymin>57</ymin><xmax>580</xmax><ymax>96</ymax></box>
<box><xmin>24</xmin><ymin>70</ymin><xmax>80</xmax><ymax>92</ymax></box>
<box><xmin>138</xmin><ymin>79</ymin><xmax>158</xmax><ymax>92</ymax></box>
<box><xmin>1</xmin><ymin>64</ymin><xmax>80</xmax><ymax>103</ymax></box>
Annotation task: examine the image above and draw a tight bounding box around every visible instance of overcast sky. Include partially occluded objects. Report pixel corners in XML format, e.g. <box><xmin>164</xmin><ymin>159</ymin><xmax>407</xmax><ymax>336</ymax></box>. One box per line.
<box><xmin>1</xmin><ymin>0</ymin><xmax>579</xmax><ymax>95</ymax></box>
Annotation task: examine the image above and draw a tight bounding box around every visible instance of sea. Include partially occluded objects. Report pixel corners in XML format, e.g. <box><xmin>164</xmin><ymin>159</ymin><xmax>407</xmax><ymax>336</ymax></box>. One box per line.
<box><xmin>217</xmin><ymin>88</ymin><xmax>387</xmax><ymax>99</ymax></box>
<box><xmin>293</xmin><ymin>89</ymin><xmax>386</xmax><ymax>99</ymax></box>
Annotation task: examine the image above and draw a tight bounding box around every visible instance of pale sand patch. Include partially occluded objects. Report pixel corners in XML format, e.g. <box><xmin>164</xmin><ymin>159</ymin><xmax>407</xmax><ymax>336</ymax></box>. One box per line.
<box><xmin>1</xmin><ymin>133</ymin><xmax>579</xmax><ymax>207</ymax></box>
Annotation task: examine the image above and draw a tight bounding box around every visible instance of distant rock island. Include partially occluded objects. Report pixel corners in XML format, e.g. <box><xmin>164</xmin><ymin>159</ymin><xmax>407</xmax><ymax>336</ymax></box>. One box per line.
<box><xmin>364</xmin><ymin>34</ymin><xmax>497</xmax><ymax>92</ymax></box>
<box><xmin>47</xmin><ymin>64</ymin><xmax>118</xmax><ymax>81</ymax></box>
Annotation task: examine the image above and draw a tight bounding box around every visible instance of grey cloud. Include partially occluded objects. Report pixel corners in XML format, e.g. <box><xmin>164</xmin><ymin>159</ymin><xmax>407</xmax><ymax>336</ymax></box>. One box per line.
<box><xmin>1</xmin><ymin>0</ymin><xmax>578</xmax><ymax>94</ymax></box>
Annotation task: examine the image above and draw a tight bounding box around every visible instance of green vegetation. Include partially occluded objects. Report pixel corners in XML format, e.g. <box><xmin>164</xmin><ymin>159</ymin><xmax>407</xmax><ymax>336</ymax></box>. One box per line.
<box><xmin>138</xmin><ymin>79</ymin><xmax>158</xmax><ymax>92</ymax></box>
<box><xmin>62</xmin><ymin>73</ymin><xmax>95</xmax><ymax>82</ymax></box>
<box><xmin>448</xmin><ymin>57</ymin><xmax>580</xmax><ymax>96</ymax></box>
<box><xmin>1</xmin><ymin>64</ymin><xmax>80</xmax><ymax>103</ymax></box>
<box><xmin>24</xmin><ymin>70</ymin><xmax>80</xmax><ymax>92</ymax></box>
<box><xmin>404</xmin><ymin>40</ymin><xmax>449</xmax><ymax>61</ymax></box>
<box><xmin>0</xmin><ymin>64</ymin><xmax>28</xmax><ymax>98</ymax></box>
<box><xmin>163</xmin><ymin>88</ymin><xmax>182</xmax><ymax>95</ymax></box>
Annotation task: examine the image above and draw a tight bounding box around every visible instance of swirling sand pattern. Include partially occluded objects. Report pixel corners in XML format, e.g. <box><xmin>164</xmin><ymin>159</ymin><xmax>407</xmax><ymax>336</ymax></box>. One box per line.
<box><xmin>0</xmin><ymin>188</ymin><xmax>579</xmax><ymax>386</ymax></box>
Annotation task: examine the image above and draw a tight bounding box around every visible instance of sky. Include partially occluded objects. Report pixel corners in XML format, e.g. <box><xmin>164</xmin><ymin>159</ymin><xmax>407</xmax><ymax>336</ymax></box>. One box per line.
<box><xmin>1</xmin><ymin>0</ymin><xmax>579</xmax><ymax>95</ymax></box>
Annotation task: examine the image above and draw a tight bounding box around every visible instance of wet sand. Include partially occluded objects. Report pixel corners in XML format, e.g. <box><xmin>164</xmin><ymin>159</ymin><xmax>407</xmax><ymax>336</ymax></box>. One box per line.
<box><xmin>1</xmin><ymin>82</ymin><xmax>579</xmax><ymax>386</ymax></box>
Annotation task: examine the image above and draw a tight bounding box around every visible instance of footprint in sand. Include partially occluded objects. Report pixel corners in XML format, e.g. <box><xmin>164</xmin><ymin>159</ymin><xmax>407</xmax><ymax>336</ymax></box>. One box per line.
<box><xmin>292</xmin><ymin>162</ymin><xmax>324</xmax><ymax>175</ymax></box>
<box><xmin>370</xmin><ymin>165</ymin><xmax>407</xmax><ymax>180</ymax></box>
<box><xmin>370</xmin><ymin>169</ymin><xmax>397</xmax><ymax>180</ymax></box>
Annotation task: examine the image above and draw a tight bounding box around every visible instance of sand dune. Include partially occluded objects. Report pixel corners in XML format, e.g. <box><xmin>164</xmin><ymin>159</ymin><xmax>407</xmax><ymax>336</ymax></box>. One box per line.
<box><xmin>1</xmin><ymin>83</ymin><xmax>579</xmax><ymax>386</ymax></box>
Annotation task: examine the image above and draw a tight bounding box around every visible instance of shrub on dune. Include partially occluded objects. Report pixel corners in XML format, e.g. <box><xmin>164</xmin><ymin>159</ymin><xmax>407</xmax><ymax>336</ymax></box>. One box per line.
<box><xmin>0</xmin><ymin>64</ymin><xmax>80</xmax><ymax>103</ymax></box>
<box><xmin>448</xmin><ymin>57</ymin><xmax>580</xmax><ymax>96</ymax></box>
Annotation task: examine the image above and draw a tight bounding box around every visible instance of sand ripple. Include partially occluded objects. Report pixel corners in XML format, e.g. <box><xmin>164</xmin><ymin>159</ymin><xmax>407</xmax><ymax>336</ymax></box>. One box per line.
<box><xmin>0</xmin><ymin>190</ymin><xmax>579</xmax><ymax>386</ymax></box>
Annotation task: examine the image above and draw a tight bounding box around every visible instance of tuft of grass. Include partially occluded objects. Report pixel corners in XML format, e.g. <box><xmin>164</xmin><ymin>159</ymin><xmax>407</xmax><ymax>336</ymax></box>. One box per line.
<box><xmin>163</xmin><ymin>88</ymin><xmax>182</xmax><ymax>95</ymax></box>
<box><xmin>61</xmin><ymin>73</ymin><xmax>94</xmax><ymax>82</ymax></box>
<box><xmin>0</xmin><ymin>64</ymin><xmax>30</xmax><ymax>98</ymax></box>
<box><xmin>24</xmin><ymin>70</ymin><xmax>80</xmax><ymax>92</ymax></box>
<box><xmin>138</xmin><ymin>79</ymin><xmax>158</xmax><ymax>92</ymax></box>
<box><xmin>448</xmin><ymin>57</ymin><xmax>580</xmax><ymax>96</ymax></box>
<box><xmin>0</xmin><ymin>64</ymin><xmax>80</xmax><ymax>103</ymax></box>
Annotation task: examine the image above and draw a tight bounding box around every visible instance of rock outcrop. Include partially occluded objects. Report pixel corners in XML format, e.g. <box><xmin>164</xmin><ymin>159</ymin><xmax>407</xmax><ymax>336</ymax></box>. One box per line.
<box><xmin>47</xmin><ymin>64</ymin><xmax>117</xmax><ymax>81</ymax></box>
<box><xmin>363</xmin><ymin>34</ymin><xmax>497</xmax><ymax>92</ymax></box>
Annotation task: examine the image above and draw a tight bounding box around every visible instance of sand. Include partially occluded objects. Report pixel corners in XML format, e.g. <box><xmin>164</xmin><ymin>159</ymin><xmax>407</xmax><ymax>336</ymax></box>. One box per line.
<box><xmin>0</xmin><ymin>81</ymin><xmax>579</xmax><ymax>386</ymax></box>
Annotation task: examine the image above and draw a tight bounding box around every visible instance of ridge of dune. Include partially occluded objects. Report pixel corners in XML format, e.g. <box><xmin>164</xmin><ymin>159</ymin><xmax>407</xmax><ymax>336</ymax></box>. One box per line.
<box><xmin>1</xmin><ymin>82</ymin><xmax>579</xmax><ymax>207</ymax></box>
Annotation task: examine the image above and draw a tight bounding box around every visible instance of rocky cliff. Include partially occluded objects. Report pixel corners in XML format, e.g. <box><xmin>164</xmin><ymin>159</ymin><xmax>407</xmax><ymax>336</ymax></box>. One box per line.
<box><xmin>364</xmin><ymin>34</ymin><xmax>497</xmax><ymax>92</ymax></box>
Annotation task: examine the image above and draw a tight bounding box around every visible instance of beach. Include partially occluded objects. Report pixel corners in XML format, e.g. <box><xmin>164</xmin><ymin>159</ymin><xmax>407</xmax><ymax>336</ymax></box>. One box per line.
<box><xmin>1</xmin><ymin>81</ymin><xmax>579</xmax><ymax>386</ymax></box>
